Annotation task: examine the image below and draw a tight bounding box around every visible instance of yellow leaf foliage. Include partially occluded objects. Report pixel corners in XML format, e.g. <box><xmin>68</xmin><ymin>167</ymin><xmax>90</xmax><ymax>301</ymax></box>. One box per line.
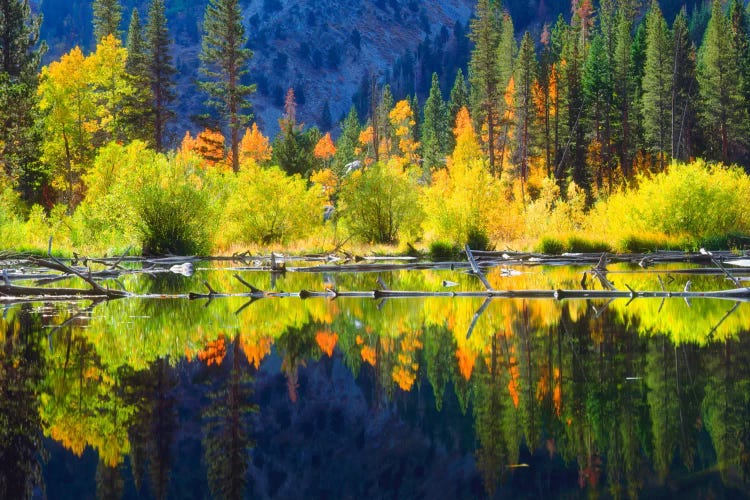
<box><xmin>239</xmin><ymin>123</ymin><xmax>272</xmax><ymax>165</ymax></box>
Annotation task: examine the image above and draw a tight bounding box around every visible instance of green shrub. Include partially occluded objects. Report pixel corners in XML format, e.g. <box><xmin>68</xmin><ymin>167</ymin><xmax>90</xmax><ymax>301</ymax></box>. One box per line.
<box><xmin>429</xmin><ymin>241</ymin><xmax>459</xmax><ymax>261</ymax></box>
<box><xmin>466</xmin><ymin>227</ymin><xmax>492</xmax><ymax>251</ymax></box>
<box><xmin>566</xmin><ymin>235</ymin><xmax>611</xmax><ymax>253</ymax></box>
<box><xmin>137</xmin><ymin>184</ymin><xmax>212</xmax><ymax>255</ymax></box>
<box><xmin>537</xmin><ymin>236</ymin><xmax>565</xmax><ymax>254</ymax></box>
<box><xmin>338</xmin><ymin>162</ymin><xmax>423</xmax><ymax>244</ymax></box>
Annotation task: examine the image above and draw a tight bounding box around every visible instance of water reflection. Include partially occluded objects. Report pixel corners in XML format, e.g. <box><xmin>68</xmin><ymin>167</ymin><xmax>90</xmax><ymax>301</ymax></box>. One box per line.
<box><xmin>1</xmin><ymin>264</ymin><xmax>750</xmax><ymax>497</ymax></box>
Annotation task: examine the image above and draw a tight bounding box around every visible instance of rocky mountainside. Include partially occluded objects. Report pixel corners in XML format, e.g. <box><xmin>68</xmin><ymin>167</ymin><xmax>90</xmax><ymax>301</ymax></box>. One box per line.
<box><xmin>34</xmin><ymin>0</ymin><xmax>483</xmax><ymax>139</ymax></box>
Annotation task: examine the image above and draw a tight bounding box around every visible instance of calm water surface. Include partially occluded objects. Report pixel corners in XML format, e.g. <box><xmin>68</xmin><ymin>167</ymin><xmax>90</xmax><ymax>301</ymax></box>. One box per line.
<box><xmin>2</xmin><ymin>261</ymin><xmax>750</xmax><ymax>498</ymax></box>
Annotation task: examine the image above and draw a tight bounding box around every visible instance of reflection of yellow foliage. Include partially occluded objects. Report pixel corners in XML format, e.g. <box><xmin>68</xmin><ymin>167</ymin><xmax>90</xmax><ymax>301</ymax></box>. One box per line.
<box><xmin>316</xmin><ymin>330</ymin><xmax>339</xmax><ymax>357</ymax></box>
<box><xmin>456</xmin><ymin>345</ymin><xmax>476</xmax><ymax>380</ymax></box>
<box><xmin>198</xmin><ymin>336</ymin><xmax>226</xmax><ymax>366</ymax></box>
<box><xmin>393</xmin><ymin>365</ymin><xmax>416</xmax><ymax>391</ymax></box>
<box><xmin>361</xmin><ymin>345</ymin><xmax>376</xmax><ymax>366</ymax></box>
<box><xmin>240</xmin><ymin>335</ymin><xmax>273</xmax><ymax>369</ymax></box>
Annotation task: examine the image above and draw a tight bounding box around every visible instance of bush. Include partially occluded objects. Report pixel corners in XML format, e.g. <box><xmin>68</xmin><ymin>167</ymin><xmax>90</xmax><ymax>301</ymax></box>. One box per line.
<box><xmin>338</xmin><ymin>162</ymin><xmax>423</xmax><ymax>244</ymax></box>
<box><xmin>221</xmin><ymin>164</ymin><xmax>323</xmax><ymax>246</ymax></box>
<box><xmin>137</xmin><ymin>184</ymin><xmax>212</xmax><ymax>255</ymax></box>
<box><xmin>565</xmin><ymin>235</ymin><xmax>610</xmax><ymax>253</ymax></box>
<box><xmin>429</xmin><ymin>240</ymin><xmax>459</xmax><ymax>261</ymax></box>
<box><xmin>537</xmin><ymin>236</ymin><xmax>565</xmax><ymax>254</ymax></box>
<box><xmin>466</xmin><ymin>227</ymin><xmax>492</xmax><ymax>251</ymax></box>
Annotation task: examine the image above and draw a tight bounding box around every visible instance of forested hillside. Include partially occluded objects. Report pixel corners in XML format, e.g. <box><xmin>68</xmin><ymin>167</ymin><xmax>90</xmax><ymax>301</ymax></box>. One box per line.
<box><xmin>2</xmin><ymin>0</ymin><xmax>750</xmax><ymax>257</ymax></box>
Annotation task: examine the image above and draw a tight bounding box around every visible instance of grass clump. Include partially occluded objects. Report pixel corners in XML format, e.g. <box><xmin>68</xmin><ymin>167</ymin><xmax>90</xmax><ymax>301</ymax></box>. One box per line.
<box><xmin>429</xmin><ymin>241</ymin><xmax>460</xmax><ymax>261</ymax></box>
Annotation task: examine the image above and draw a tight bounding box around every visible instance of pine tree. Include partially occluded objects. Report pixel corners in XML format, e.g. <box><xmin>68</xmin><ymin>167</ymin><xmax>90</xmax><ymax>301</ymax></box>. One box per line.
<box><xmin>123</xmin><ymin>8</ymin><xmax>153</xmax><ymax>145</ymax></box>
<box><xmin>583</xmin><ymin>34</ymin><xmax>611</xmax><ymax>189</ymax></box>
<box><xmin>671</xmin><ymin>8</ymin><xmax>697</xmax><ymax>161</ymax></box>
<box><xmin>448</xmin><ymin>68</ymin><xmax>468</xmax><ymax>128</ymax></box>
<box><xmin>421</xmin><ymin>72</ymin><xmax>450</xmax><ymax>173</ymax></box>
<box><xmin>199</xmin><ymin>0</ymin><xmax>255</xmax><ymax>172</ymax></box>
<box><xmin>375</xmin><ymin>84</ymin><xmax>394</xmax><ymax>159</ymax></box>
<box><xmin>333</xmin><ymin>106</ymin><xmax>360</xmax><ymax>175</ymax></box>
<box><xmin>728</xmin><ymin>0</ymin><xmax>750</xmax><ymax>162</ymax></box>
<box><xmin>319</xmin><ymin>100</ymin><xmax>332</xmax><ymax>132</ymax></box>
<box><xmin>92</xmin><ymin>0</ymin><xmax>122</xmax><ymax>42</ymax></box>
<box><xmin>496</xmin><ymin>12</ymin><xmax>516</xmax><ymax>174</ymax></box>
<box><xmin>514</xmin><ymin>31</ymin><xmax>537</xmax><ymax>203</ymax></box>
<box><xmin>697</xmin><ymin>0</ymin><xmax>744</xmax><ymax>162</ymax></box>
<box><xmin>612</xmin><ymin>11</ymin><xmax>634</xmax><ymax>176</ymax></box>
<box><xmin>641</xmin><ymin>0</ymin><xmax>673</xmax><ymax>170</ymax></box>
<box><xmin>146</xmin><ymin>0</ymin><xmax>176</xmax><ymax>151</ymax></box>
<box><xmin>469</xmin><ymin>0</ymin><xmax>502</xmax><ymax>174</ymax></box>
<box><xmin>0</xmin><ymin>0</ymin><xmax>46</xmax><ymax>202</ymax></box>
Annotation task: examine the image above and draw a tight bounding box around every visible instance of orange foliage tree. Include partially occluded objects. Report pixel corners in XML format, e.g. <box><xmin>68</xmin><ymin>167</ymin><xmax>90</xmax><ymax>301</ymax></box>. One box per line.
<box><xmin>179</xmin><ymin>128</ymin><xmax>227</xmax><ymax>169</ymax></box>
<box><xmin>313</xmin><ymin>132</ymin><xmax>336</xmax><ymax>168</ymax></box>
<box><xmin>239</xmin><ymin>122</ymin><xmax>272</xmax><ymax>166</ymax></box>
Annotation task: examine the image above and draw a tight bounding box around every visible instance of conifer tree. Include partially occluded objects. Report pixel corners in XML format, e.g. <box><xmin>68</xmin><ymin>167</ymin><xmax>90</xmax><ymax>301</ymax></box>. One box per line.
<box><xmin>448</xmin><ymin>68</ymin><xmax>468</xmax><ymax>127</ymax></box>
<box><xmin>612</xmin><ymin>11</ymin><xmax>634</xmax><ymax>176</ymax></box>
<box><xmin>421</xmin><ymin>72</ymin><xmax>450</xmax><ymax>173</ymax></box>
<box><xmin>641</xmin><ymin>0</ymin><xmax>673</xmax><ymax>170</ymax></box>
<box><xmin>124</xmin><ymin>8</ymin><xmax>153</xmax><ymax>145</ymax></box>
<box><xmin>728</xmin><ymin>0</ymin><xmax>750</xmax><ymax>161</ymax></box>
<box><xmin>583</xmin><ymin>34</ymin><xmax>611</xmax><ymax>189</ymax></box>
<box><xmin>697</xmin><ymin>0</ymin><xmax>744</xmax><ymax>162</ymax></box>
<box><xmin>333</xmin><ymin>107</ymin><xmax>360</xmax><ymax>175</ymax></box>
<box><xmin>514</xmin><ymin>31</ymin><xmax>537</xmax><ymax>200</ymax></box>
<box><xmin>199</xmin><ymin>0</ymin><xmax>255</xmax><ymax>172</ymax></box>
<box><xmin>468</xmin><ymin>0</ymin><xmax>502</xmax><ymax>174</ymax></box>
<box><xmin>375</xmin><ymin>84</ymin><xmax>394</xmax><ymax>159</ymax></box>
<box><xmin>671</xmin><ymin>8</ymin><xmax>697</xmax><ymax>161</ymax></box>
<box><xmin>0</xmin><ymin>0</ymin><xmax>46</xmax><ymax>202</ymax></box>
<box><xmin>92</xmin><ymin>0</ymin><xmax>122</xmax><ymax>42</ymax></box>
<box><xmin>146</xmin><ymin>0</ymin><xmax>176</xmax><ymax>151</ymax></box>
<box><xmin>496</xmin><ymin>12</ymin><xmax>516</xmax><ymax>174</ymax></box>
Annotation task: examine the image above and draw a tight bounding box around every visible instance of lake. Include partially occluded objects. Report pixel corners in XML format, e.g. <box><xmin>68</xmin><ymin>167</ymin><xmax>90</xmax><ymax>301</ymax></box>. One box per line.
<box><xmin>1</xmin><ymin>257</ymin><xmax>750</xmax><ymax>498</ymax></box>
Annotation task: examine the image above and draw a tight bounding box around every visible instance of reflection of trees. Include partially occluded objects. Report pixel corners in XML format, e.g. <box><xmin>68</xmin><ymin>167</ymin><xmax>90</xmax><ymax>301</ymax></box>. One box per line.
<box><xmin>275</xmin><ymin>324</ymin><xmax>318</xmax><ymax>402</ymax></box>
<box><xmin>95</xmin><ymin>459</ymin><xmax>124</xmax><ymax>499</ymax></box>
<box><xmin>121</xmin><ymin>357</ymin><xmax>177</xmax><ymax>499</ymax></box>
<box><xmin>0</xmin><ymin>305</ymin><xmax>47</xmax><ymax>499</ymax></box>
<box><xmin>473</xmin><ymin>333</ymin><xmax>510</xmax><ymax>496</ymax></box>
<box><xmin>702</xmin><ymin>336</ymin><xmax>750</xmax><ymax>485</ymax></box>
<box><xmin>423</xmin><ymin>324</ymin><xmax>456</xmax><ymax>411</ymax></box>
<box><xmin>202</xmin><ymin>334</ymin><xmax>258</xmax><ymax>500</ymax></box>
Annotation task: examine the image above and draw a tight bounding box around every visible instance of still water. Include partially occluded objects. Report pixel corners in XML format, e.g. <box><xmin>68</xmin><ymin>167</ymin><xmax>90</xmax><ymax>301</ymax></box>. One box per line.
<box><xmin>1</xmin><ymin>261</ymin><xmax>750</xmax><ymax>498</ymax></box>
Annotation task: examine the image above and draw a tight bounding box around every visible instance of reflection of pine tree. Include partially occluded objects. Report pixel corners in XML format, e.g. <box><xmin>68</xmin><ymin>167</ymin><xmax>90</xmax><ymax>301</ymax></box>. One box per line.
<box><xmin>95</xmin><ymin>459</ymin><xmax>124</xmax><ymax>499</ymax></box>
<box><xmin>423</xmin><ymin>325</ymin><xmax>456</xmax><ymax>411</ymax></box>
<box><xmin>121</xmin><ymin>356</ymin><xmax>177</xmax><ymax>499</ymax></box>
<box><xmin>473</xmin><ymin>334</ymin><xmax>508</xmax><ymax>496</ymax></box>
<box><xmin>702</xmin><ymin>337</ymin><xmax>750</xmax><ymax>483</ymax></box>
<box><xmin>0</xmin><ymin>305</ymin><xmax>47</xmax><ymax>499</ymax></box>
<box><xmin>202</xmin><ymin>334</ymin><xmax>258</xmax><ymax>500</ymax></box>
<box><xmin>275</xmin><ymin>325</ymin><xmax>318</xmax><ymax>402</ymax></box>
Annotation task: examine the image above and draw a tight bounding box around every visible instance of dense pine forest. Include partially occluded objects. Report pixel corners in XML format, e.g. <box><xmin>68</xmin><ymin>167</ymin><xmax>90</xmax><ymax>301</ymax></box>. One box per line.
<box><xmin>1</xmin><ymin>0</ymin><xmax>750</xmax><ymax>255</ymax></box>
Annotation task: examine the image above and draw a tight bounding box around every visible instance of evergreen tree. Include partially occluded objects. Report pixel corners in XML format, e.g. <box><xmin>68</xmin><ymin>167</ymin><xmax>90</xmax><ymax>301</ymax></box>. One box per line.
<box><xmin>333</xmin><ymin>106</ymin><xmax>360</xmax><ymax>176</ymax></box>
<box><xmin>697</xmin><ymin>0</ymin><xmax>744</xmax><ymax>163</ymax></box>
<box><xmin>583</xmin><ymin>34</ymin><xmax>612</xmax><ymax>190</ymax></box>
<box><xmin>375</xmin><ymin>84</ymin><xmax>394</xmax><ymax>159</ymax></box>
<box><xmin>514</xmin><ymin>31</ymin><xmax>537</xmax><ymax>203</ymax></box>
<box><xmin>124</xmin><ymin>8</ymin><xmax>153</xmax><ymax>145</ymax></box>
<box><xmin>496</xmin><ymin>12</ymin><xmax>516</xmax><ymax>174</ymax></box>
<box><xmin>199</xmin><ymin>0</ymin><xmax>255</xmax><ymax>172</ymax></box>
<box><xmin>613</xmin><ymin>11</ymin><xmax>634</xmax><ymax>176</ymax></box>
<box><xmin>0</xmin><ymin>0</ymin><xmax>46</xmax><ymax>202</ymax></box>
<box><xmin>641</xmin><ymin>0</ymin><xmax>673</xmax><ymax>170</ymax></box>
<box><xmin>421</xmin><ymin>72</ymin><xmax>450</xmax><ymax>173</ymax></box>
<box><xmin>560</xmin><ymin>14</ymin><xmax>588</xmax><ymax>192</ymax></box>
<box><xmin>630</xmin><ymin>22</ymin><xmax>648</xmax><ymax>161</ymax></box>
<box><xmin>92</xmin><ymin>0</ymin><xmax>122</xmax><ymax>42</ymax></box>
<box><xmin>468</xmin><ymin>0</ymin><xmax>502</xmax><ymax>174</ymax></box>
<box><xmin>448</xmin><ymin>67</ymin><xmax>468</xmax><ymax>127</ymax></box>
<box><xmin>319</xmin><ymin>100</ymin><xmax>332</xmax><ymax>131</ymax></box>
<box><xmin>671</xmin><ymin>8</ymin><xmax>697</xmax><ymax>161</ymax></box>
<box><xmin>146</xmin><ymin>0</ymin><xmax>176</xmax><ymax>151</ymax></box>
<box><xmin>728</xmin><ymin>0</ymin><xmax>750</xmax><ymax>162</ymax></box>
